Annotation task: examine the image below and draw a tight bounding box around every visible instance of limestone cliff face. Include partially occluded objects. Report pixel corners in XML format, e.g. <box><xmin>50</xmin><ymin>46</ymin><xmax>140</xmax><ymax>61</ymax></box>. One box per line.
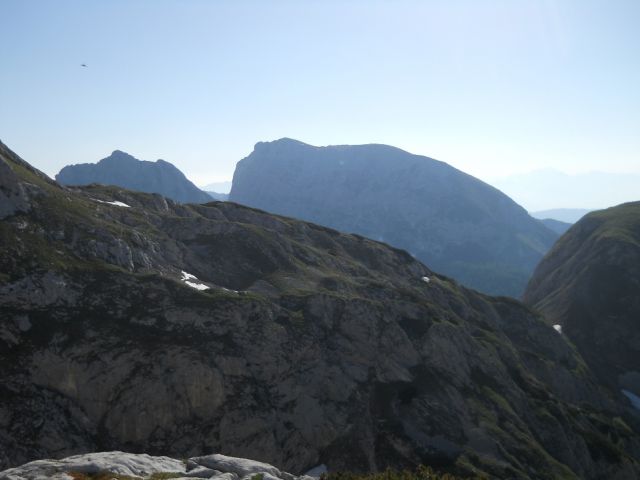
<box><xmin>55</xmin><ymin>150</ymin><xmax>213</xmax><ymax>204</ymax></box>
<box><xmin>229</xmin><ymin>139</ymin><xmax>558</xmax><ymax>297</ymax></box>
<box><xmin>1</xmin><ymin>141</ymin><xmax>639</xmax><ymax>479</ymax></box>
<box><xmin>525</xmin><ymin>202</ymin><xmax>640</xmax><ymax>409</ymax></box>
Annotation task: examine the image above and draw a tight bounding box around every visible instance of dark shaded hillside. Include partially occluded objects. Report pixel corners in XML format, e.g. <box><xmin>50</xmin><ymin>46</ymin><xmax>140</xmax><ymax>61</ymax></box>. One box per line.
<box><xmin>229</xmin><ymin>139</ymin><xmax>558</xmax><ymax>297</ymax></box>
<box><xmin>525</xmin><ymin>202</ymin><xmax>640</xmax><ymax>411</ymax></box>
<box><xmin>1</xmin><ymin>141</ymin><xmax>639</xmax><ymax>479</ymax></box>
<box><xmin>56</xmin><ymin>150</ymin><xmax>212</xmax><ymax>204</ymax></box>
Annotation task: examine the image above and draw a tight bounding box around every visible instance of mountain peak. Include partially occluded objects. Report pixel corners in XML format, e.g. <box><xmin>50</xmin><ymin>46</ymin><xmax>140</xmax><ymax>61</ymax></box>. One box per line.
<box><xmin>109</xmin><ymin>149</ymin><xmax>135</xmax><ymax>158</ymax></box>
<box><xmin>231</xmin><ymin>140</ymin><xmax>557</xmax><ymax>296</ymax></box>
<box><xmin>254</xmin><ymin>137</ymin><xmax>313</xmax><ymax>152</ymax></box>
<box><xmin>56</xmin><ymin>151</ymin><xmax>212</xmax><ymax>204</ymax></box>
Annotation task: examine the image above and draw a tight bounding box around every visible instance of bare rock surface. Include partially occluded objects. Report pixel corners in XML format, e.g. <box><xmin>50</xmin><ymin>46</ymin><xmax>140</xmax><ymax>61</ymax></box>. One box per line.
<box><xmin>1</xmin><ymin>141</ymin><xmax>639</xmax><ymax>479</ymax></box>
<box><xmin>0</xmin><ymin>451</ymin><xmax>303</xmax><ymax>480</ymax></box>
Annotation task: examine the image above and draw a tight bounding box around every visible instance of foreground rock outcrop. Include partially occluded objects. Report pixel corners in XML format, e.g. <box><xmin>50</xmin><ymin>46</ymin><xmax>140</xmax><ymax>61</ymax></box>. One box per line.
<box><xmin>525</xmin><ymin>202</ymin><xmax>640</xmax><ymax>413</ymax></box>
<box><xmin>1</xmin><ymin>141</ymin><xmax>639</xmax><ymax>479</ymax></box>
<box><xmin>0</xmin><ymin>451</ymin><xmax>313</xmax><ymax>480</ymax></box>
<box><xmin>229</xmin><ymin>138</ymin><xmax>558</xmax><ymax>297</ymax></box>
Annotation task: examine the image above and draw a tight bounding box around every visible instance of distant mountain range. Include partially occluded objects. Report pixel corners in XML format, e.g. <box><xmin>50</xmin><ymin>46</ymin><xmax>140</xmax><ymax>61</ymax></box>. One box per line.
<box><xmin>205</xmin><ymin>191</ymin><xmax>229</xmax><ymax>201</ymax></box>
<box><xmin>202</xmin><ymin>181</ymin><xmax>232</xmax><ymax>194</ymax></box>
<box><xmin>55</xmin><ymin>150</ymin><xmax>213</xmax><ymax>204</ymax></box>
<box><xmin>230</xmin><ymin>138</ymin><xmax>559</xmax><ymax>297</ymax></box>
<box><xmin>530</xmin><ymin>208</ymin><xmax>593</xmax><ymax>223</ymax></box>
<box><xmin>538</xmin><ymin>218</ymin><xmax>572</xmax><ymax>235</ymax></box>
<box><xmin>492</xmin><ymin>169</ymin><xmax>639</xmax><ymax>212</ymax></box>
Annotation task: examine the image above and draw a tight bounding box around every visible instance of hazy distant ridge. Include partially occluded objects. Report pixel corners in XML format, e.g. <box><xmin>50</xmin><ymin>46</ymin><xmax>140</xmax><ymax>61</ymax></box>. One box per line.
<box><xmin>56</xmin><ymin>150</ymin><xmax>213</xmax><ymax>204</ymax></box>
<box><xmin>531</xmin><ymin>208</ymin><xmax>593</xmax><ymax>223</ymax></box>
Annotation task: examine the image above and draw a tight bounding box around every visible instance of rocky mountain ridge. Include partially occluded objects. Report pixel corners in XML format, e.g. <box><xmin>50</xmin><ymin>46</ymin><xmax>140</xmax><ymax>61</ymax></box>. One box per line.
<box><xmin>1</xmin><ymin>140</ymin><xmax>639</xmax><ymax>479</ymax></box>
<box><xmin>229</xmin><ymin>138</ymin><xmax>558</xmax><ymax>297</ymax></box>
<box><xmin>525</xmin><ymin>202</ymin><xmax>640</xmax><ymax>411</ymax></box>
<box><xmin>55</xmin><ymin>150</ymin><xmax>212</xmax><ymax>204</ymax></box>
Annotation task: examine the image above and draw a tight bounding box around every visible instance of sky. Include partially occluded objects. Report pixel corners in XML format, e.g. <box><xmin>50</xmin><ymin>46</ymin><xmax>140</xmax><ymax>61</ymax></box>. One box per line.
<box><xmin>493</xmin><ymin>169</ymin><xmax>640</xmax><ymax>210</ymax></box>
<box><xmin>1</xmin><ymin>0</ymin><xmax>639</xmax><ymax>192</ymax></box>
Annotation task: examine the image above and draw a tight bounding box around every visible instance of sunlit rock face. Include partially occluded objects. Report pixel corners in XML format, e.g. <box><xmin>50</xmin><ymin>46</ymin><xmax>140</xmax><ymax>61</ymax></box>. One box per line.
<box><xmin>229</xmin><ymin>138</ymin><xmax>558</xmax><ymax>297</ymax></box>
<box><xmin>1</xmin><ymin>140</ymin><xmax>639</xmax><ymax>480</ymax></box>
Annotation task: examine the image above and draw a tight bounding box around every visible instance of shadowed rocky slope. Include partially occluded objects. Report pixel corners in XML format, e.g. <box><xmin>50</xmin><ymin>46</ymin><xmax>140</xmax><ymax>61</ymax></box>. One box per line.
<box><xmin>56</xmin><ymin>150</ymin><xmax>212</xmax><ymax>204</ymax></box>
<box><xmin>525</xmin><ymin>202</ymin><xmax>640</xmax><ymax>414</ymax></box>
<box><xmin>229</xmin><ymin>139</ymin><xmax>558</xmax><ymax>297</ymax></box>
<box><xmin>1</xmin><ymin>141</ymin><xmax>639</xmax><ymax>479</ymax></box>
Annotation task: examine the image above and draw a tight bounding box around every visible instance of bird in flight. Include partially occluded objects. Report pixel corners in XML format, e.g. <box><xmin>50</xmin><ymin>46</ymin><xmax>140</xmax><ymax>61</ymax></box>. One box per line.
<box><xmin>81</xmin><ymin>64</ymin><xmax>88</xmax><ymax>67</ymax></box>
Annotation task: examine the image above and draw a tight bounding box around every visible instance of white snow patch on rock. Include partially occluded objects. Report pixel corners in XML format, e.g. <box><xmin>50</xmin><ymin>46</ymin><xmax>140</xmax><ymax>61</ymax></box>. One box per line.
<box><xmin>181</xmin><ymin>271</ymin><xmax>198</xmax><ymax>281</ymax></box>
<box><xmin>185</xmin><ymin>281</ymin><xmax>210</xmax><ymax>291</ymax></box>
<box><xmin>421</xmin><ymin>276</ymin><xmax>430</xmax><ymax>284</ymax></box>
<box><xmin>92</xmin><ymin>198</ymin><xmax>131</xmax><ymax>208</ymax></box>
<box><xmin>553</xmin><ymin>324</ymin><xmax>562</xmax><ymax>334</ymax></box>
<box><xmin>622</xmin><ymin>389</ymin><xmax>640</xmax><ymax>411</ymax></box>
<box><xmin>106</xmin><ymin>200</ymin><xmax>131</xmax><ymax>207</ymax></box>
<box><xmin>181</xmin><ymin>271</ymin><xmax>211</xmax><ymax>291</ymax></box>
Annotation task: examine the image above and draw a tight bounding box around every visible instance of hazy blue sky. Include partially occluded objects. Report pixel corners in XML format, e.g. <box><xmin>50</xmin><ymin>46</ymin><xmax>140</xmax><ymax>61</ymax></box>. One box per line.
<box><xmin>1</xmin><ymin>0</ymin><xmax>639</xmax><ymax>187</ymax></box>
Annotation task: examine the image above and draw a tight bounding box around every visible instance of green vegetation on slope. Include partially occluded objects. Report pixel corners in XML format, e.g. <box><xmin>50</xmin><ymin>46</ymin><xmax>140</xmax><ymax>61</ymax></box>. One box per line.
<box><xmin>322</xmin><ymin>465</ymin><xmax>482</xmax><ymax>480</ymax></box>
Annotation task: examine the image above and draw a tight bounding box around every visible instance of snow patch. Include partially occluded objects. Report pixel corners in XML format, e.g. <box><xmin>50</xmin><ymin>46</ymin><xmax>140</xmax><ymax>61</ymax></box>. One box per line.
<box><xmin>305</xmin><ymin>464</ymin><xmax>328</xmax><ymax>478</ymax></box>
<box><xmin>185</xmin><ymin>281</ymin><xmax>210</xmax><ymax>291</ymax></box>
<box><xmin>92</xmin><ymin>198</ymin><xmax>131</xmax><ymax>208</ymax></box>
<box><xmin>622</xmin><ymin>389</ymin><xmax>640</xmax><ymax>411</ymax></box>
<box><xmin>181</xmin><ymin>271</ymin><xmax>198</xmax><ymax>281</ymax></box>
<box><xmin>106</xmin><ymin>200</ymin><xmax>131</xmax><ymax>207</ymax></box>
<box><xmin>553</xmin><ymin>324</ymin><xmax>562</xmax><ymax>334</ymax></box>
<box><xmin>181</xmin><ymin>271</ymin><xmax>211</xmax><ymax>291</ymax></box>
<box><xmin>421</xmin><ymin>276</ymin><xmax>431</xmax><ymax>284</ymax></box>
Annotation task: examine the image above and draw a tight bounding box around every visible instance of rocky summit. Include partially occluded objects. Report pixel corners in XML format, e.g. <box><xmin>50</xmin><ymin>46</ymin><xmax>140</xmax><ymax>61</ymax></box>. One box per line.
<box><xmin>55</xmin><ymin>150</ymin><xmax>213</xmax><ymax>204</ymax></box>
<box><xmin>1</xmin><ymin>140</ymin><xmax>640</xmax><ymax>479</ymax></box>
<box><xmin>229</xmin><ymin>138</ymin><xmax>559</xmax><ymax>298</ymax></box>
<box><xmin>525</xmin><ymin>202</ymin><xmax>640</xmax><ymax>413</ymax></box>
